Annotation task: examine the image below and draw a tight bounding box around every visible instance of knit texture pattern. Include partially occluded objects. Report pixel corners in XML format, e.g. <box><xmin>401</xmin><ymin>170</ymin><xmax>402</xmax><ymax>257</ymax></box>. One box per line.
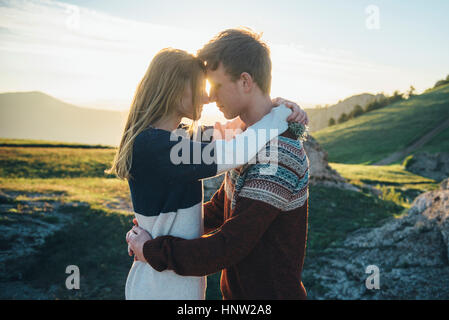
<box><xmin>226</xmin><ymin>135</ymin><xmax>309</xmax><ymax>212</ymax></box>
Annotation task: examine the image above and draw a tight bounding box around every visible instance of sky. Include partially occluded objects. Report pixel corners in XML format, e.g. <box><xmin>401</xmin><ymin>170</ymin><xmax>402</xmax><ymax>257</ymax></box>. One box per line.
<box><xmin>0</xmin><ymin>0</ymin><xmax>448</xmax><ymax>123</ymax></box>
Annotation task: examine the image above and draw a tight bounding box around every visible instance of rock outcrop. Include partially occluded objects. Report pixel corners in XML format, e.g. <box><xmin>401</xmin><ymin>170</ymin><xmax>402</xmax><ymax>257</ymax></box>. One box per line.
<box><xmin>405</xmin><ymin>152</ymin><xmax>449</xmax><ymax>182</ymax></box>
<box><xmin>304</xmin><ymin>178</ymin><xmax>449</xmax><ymax>299</ymax></box>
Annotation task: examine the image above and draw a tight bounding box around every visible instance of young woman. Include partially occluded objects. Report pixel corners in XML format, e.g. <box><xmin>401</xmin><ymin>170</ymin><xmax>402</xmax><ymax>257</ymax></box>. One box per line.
<box><xmin>109</xmin><ymin>48</ymin><xmax>304</xmax><ymax>299</ymax></box>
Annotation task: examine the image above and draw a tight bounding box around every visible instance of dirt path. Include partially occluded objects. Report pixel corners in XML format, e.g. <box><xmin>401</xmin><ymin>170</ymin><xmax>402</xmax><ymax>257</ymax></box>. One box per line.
<box><xmin>373</xmin><ymin>117</ymin><xmax>449</xmax><ymax>165</ymax></box>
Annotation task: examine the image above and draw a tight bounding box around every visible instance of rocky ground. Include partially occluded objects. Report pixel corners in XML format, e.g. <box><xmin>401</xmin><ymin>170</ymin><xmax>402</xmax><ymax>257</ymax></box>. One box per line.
<box><xmin>0</xmin><ymin>190</ymin><xmax>89</xmax><ymax>299</ymax></box>
<box><xmin>304</xmin><ymin>178</ymin><xmax>449</xmax><ymax>299</ymax></box>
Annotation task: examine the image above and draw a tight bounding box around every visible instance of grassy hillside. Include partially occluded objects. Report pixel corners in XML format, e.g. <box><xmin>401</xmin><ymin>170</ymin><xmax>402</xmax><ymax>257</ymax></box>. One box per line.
<box><xmin>313</xmin><ymin>84</ymin><xmax>449</xmax><ymax>164</ymax></box>
<box><xmin>413</xmin><ymin>126</ymin><xmax>449</xmax><ymax>154</ymax></box>
<box><xmin>0</xmin><ymin>138</ymin><xmax>114</xmax><ymax>149</ymax></box>
<box><xmin>0</xmin><ymin>146</ymin><xmax>116</xmax><ymax>178</ymax></box>
<box><xmin>305</xmin><ymin>92</ymin><xmax>384</xmax><ymax>132</ymax></box>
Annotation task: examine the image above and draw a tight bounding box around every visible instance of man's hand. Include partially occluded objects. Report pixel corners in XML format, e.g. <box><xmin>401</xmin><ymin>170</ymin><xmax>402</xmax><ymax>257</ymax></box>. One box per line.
<box><xmin>126</xmin><ymin>225</ymin><xmax>153</xmax><ymax>262</ymax></box>
<box><xmin>272</xmin><ymin>97</ymin><xmax>309</xmax><ymax>125</ymax></box>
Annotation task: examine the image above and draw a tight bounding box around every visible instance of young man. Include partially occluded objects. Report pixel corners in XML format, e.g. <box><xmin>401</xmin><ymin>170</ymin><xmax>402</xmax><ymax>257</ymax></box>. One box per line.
<box><xmin>127</xmin><ymin>28</ymin><xmax>309</xmax><ymax>299</ymax></box>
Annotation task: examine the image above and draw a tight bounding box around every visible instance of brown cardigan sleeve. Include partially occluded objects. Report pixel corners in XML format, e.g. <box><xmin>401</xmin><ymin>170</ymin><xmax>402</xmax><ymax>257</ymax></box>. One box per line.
<box><xmin>142</xmin><ymin>198</ymin><xmax>281</xmax><ymax>277</ymax></box>
<box><xmin>203</xmin><ymin>181</ymin><xmax>225</xmax><ymax>235</ymax></box>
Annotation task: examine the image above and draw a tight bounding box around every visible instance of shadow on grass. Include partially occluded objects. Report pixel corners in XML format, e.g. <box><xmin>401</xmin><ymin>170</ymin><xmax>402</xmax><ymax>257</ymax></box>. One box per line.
<box><xmin>2</xmin><ymin>208</ymin><xmax>134</xmax><ymax>299</ymax></box>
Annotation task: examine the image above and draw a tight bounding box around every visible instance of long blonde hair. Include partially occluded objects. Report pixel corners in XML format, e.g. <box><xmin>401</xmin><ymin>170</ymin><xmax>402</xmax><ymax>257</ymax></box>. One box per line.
<box><xmin>107</xmin><ymin>48</ymin><xmax>206</xmax><ymax>180</ymax></box>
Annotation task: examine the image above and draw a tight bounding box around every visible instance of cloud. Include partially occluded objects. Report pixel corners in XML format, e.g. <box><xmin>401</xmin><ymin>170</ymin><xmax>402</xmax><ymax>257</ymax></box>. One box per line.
<box><xmin>0</xmin><ymin>0</ymin><xmax>213</xmax><ymax>106</ymax></box>
<box><xmin>0</xmin><ymin>0</ymin><xmax>412</xmax><ymax>109</ymax></box>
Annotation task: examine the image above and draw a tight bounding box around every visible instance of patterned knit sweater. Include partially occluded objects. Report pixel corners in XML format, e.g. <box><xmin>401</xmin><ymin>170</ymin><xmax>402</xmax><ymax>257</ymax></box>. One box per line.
<box><xmin>143</xmin><ymin>129</ymin><xmax>309</xmax><ymax>300</ymax></box>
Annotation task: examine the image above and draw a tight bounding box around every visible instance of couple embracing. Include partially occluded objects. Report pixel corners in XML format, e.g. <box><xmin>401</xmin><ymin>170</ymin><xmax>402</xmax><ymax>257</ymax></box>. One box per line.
<box><xmin>109</xmin><ymin>28</ymin><xmax>310</xmax><ymax>300</ymax></box>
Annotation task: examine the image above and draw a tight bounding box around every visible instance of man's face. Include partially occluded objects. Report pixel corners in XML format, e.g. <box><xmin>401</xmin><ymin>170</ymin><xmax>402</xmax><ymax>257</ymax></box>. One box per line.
<box><xmin>207</xmin><ymin>63</ymin><xmax>246</xmax><ymax>119</ymax></box>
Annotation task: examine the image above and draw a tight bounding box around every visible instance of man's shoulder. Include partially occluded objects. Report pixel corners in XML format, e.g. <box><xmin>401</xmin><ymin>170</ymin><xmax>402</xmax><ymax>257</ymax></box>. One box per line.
<box><xmin>249</xmin><ymin>133</ymin><xmax>309</xmax><ymax>177</ymax></box>
<box><xmin>236</xmin><ymin>134</ymin><xmax>309</xmax><ymax>211</ymax></box>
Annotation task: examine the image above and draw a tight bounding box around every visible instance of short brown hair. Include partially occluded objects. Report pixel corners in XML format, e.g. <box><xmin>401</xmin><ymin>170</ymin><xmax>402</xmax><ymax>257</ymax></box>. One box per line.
<box><xmin>197</xmin><ymin>28</ymin><xmax>272</xmax><ymax>94</ymax></box>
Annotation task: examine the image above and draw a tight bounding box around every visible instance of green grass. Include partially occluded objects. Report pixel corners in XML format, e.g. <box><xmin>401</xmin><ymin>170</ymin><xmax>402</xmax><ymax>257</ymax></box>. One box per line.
<box><xmin>330</xmin><ymin>163</ymin><xmax>436</xmax><ymax>187</ymax></box>
<box><xmin>306</xmin><ymin>185</ymin><xmax>402</xmax><ymax>252</ymax></box>
<box><xmin>0</xmin><ymin>138</ymin><xmax>114</xmax><ymax>149</ymax></box>
<box><xmin>413</xmin><ymin>126</ymin><xmax>449</xmax><ymax>154</ymax></box>
<box><xmin>0</xmin><ymin>177</ymin><xmax>131</xmax><ymax>212</ymax></box>
<box><xmin>314</xmin><ymin>83</ymin><xmax>449</xmax><ymax>164</ymax></box>
<box><xmin>0</xmin><ymin>147</ymin><xmax>116</xmax><ymax>178</ymax></box>
<box><xmin>329</xmin><ymin>163</ymin><xmax>438</xmax><ymax>208</ymax></box>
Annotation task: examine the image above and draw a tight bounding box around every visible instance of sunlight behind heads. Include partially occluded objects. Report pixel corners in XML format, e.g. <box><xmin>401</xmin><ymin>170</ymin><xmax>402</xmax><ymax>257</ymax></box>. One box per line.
<box><xmin>0</xmin><ymin>0</ymin><xmax>438</xmax><ymax>122</ymax></box>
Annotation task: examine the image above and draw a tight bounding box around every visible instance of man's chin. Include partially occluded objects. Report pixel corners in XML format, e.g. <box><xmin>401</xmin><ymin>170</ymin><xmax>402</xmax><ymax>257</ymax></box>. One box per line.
<box><xmin>221</xmin><ymin>110</ymin><xmax>237</xmax><ymax>120</ymax></box>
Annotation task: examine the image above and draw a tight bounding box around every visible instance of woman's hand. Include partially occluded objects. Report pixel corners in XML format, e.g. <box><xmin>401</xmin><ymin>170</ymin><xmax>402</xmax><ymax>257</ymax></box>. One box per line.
<box><xmin>126</xmin><ymin>225</ymin><xmax>153</xmax><ymax>262</ymax></box>
<box><xmin>212</xmin><ymin>117</ymin><xmax>245</xmax><ymax>141</ymax></box>
<box><xmin>272</xmin><ymin>97</ymin><xmax>309</xmax><ymax>125</ymax></box>
<box><xmin>127</xmin><ymin>218</ymin><xmax>138</xmax><ymax>260</ymax></box>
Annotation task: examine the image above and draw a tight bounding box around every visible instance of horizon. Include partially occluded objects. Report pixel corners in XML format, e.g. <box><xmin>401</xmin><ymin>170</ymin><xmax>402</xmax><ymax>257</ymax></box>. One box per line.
<box><xmin>1</xmin><ymin>0</ymin><xmax>448</xmax><ymax>123</ymax></box>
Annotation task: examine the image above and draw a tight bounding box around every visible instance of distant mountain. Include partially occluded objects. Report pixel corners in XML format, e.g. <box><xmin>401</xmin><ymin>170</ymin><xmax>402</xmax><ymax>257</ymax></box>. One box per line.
<box><xmin>0</xmin><ymin>92</ymin><xmax>127</xmax><ymax>146</ymax></box>
<box><xmin>304</xmin><ymin>93</ymin><xmax>385</xmax><ymax>132</ymax></box>
<box><xmin>0</xmin><ymin>90</ymin><xmax>389</xmax><ymax>146</ymax></box>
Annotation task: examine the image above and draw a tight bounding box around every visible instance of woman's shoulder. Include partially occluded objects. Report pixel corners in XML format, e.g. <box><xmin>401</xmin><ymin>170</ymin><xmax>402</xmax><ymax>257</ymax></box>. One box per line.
<box><xmin>133</xmin><ymin>126</ymin><xmax>189</xmax><ymax>157</ymax></box>
<box><xmin>135</xmin><ymin>127</ymin><xmax>169</xmax><ymax>144</ymax></box>
<box><xmin>133</xmin><ymin>127</ymin><xmax>166</xmax><ymax>154</ymax></box>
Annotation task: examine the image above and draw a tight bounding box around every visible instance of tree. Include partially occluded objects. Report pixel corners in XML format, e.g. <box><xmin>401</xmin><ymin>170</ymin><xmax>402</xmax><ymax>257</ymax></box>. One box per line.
<box><xmin>328</xmin><ymin>117</ymin><xmax>336</xmax><ymax>126</ymax></box>
<box><xmin>434</xmin><ymin>75</ymin><xmax>449</xmax><ymax>88</ymax></box>
<box><xmin>338</xmin><ymin>113</ymin><xmax>348</xmax><ymax>124</ymax></box>
<box><xmin>407</xmin><ymin>85</ymin><xmax>416</xmax><ymax>98</ymax></box>
<box><xmin>349</xmin><ymin>104</ymin><xmax>364</xmax><ymax>118</ymax></box>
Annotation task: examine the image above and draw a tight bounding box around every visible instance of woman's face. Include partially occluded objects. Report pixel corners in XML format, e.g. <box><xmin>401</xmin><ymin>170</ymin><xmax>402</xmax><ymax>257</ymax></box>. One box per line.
<box><xmin>178</xmin><ymin>74</ymin><xmax>209</xmax><ymax>121</ymax></box>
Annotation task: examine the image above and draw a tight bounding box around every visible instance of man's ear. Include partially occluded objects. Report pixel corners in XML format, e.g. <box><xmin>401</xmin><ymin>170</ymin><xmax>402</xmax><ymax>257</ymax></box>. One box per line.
<box><xmin>240</xmin><ymin>72</ymin><xmax>253</xmax><ymax>93</ymax></box>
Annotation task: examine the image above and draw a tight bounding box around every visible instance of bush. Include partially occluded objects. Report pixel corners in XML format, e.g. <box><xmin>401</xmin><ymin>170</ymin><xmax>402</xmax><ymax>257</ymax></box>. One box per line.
<box><xmin>328</xmin><ymin>118</ymin><xmax>336</xmax><ymax>126</ymax></box>
<box><xmin>364</xmin><ymin>92</ymin><xmax>405</xmax><ymax>113</ymax></box>
<box><xmin>338</xmin><ymin>113</ymin><xmax>348</xmax><ymax>124</ymax></box>
<box><xmin>402</xmin><ymin>154</ymin><xmax>416</xmax><ymax>169</ymax></box>
<box><xmin>434</xmin><ymin>75</ymin><xmax>449</xmax><ymax>88</ymax></box>
<box><xmin>348</xmin><ymin>105</ymin><xmax>364</xmax><ymax>119</ymax></box>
